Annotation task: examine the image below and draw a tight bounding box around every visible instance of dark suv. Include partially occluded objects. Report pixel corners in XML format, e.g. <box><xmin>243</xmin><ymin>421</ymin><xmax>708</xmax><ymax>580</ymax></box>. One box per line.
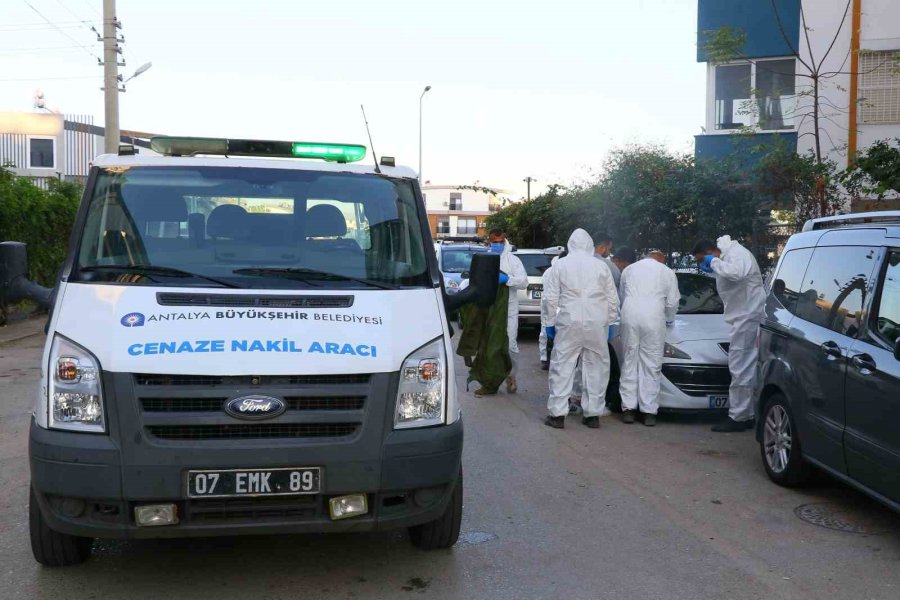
<box><xmin>757</xmin><ymin>211</ymin><xmax>900</xmax><ymax>511</ymax></box>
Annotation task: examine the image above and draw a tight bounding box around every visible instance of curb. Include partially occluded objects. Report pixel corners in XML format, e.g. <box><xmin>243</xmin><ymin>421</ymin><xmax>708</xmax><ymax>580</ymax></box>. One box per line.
<box><xmin>0</xmin><ymin>317</ymin><xmax>45</xmax><ymax>346</ymax></box>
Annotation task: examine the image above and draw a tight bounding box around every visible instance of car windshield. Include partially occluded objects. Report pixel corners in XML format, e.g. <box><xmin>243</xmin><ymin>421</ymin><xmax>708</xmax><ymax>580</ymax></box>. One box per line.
<box><xmin>517</xmin><ymin>253</ymin><xmax>555</xmax><ymax>277</ymax></box>
<box><xmin>677</xmin><ymin>273</ymin><xmax>724</xmax><ymax>314</ymax></box>
<box><xmin>441</xmin><ymin>249</ymin><xmax>486</xmax><ymax>273</ymax></box>
<box><xmin>73</xmin><ymin>166</ymin><xmax>431</xmax><ymax>289</ymax></box>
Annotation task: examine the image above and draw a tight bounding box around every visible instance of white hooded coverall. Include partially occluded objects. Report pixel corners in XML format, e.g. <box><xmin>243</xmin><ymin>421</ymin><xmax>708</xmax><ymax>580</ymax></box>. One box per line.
<box><xmin>619</xmin><ymin>258</ymin><xmax>681</xmax><ymax>415</ymax></box>
<box><xmin>709</xmin><ymin>236</ymin><xmax>766</xmax><ymax>422</ymax></box>
<box><xmin>538</xmin><ymin>255</ymin><xmax>560</xmax><ymax>361</ymax></box>
<box><xmin>543</xmin><ymin>229</ymin><xmax>620</xmax><ymax>418</ymax></box>
<box><xmin>497</xmin><ymin>240</ymin><xmax>528</xmax><ymax>376</ymax></box>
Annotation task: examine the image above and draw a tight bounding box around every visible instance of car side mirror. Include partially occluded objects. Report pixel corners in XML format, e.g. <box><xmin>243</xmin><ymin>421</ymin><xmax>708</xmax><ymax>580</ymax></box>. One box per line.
<box><xmin>894</xmin><ymin>338</ymin><xmax>900</xmax><ymax>362</ymax></box>
<box><xmin>444</xmin><ymin>253</ymin><xmax>499</xmax><ymax>313</ymax></box>
<box><xmin>0</xmin><ymin>241</ymin><xmax>53</xmax><ymax>309</ymax></box>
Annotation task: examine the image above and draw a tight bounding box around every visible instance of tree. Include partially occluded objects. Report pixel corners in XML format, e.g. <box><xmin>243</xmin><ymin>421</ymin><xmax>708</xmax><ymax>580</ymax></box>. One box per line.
<box><xmin>840</xmin><ymin>138</ymin><xmax>900</xmax><ymax>198</ymax></box>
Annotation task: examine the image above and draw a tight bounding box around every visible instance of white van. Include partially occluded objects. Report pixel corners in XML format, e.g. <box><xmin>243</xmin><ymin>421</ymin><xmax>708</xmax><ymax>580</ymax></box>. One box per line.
<box><xmin>1</xmin><ymin>137</ymin><xmax>497</xmax><ymax>566</ymax></box>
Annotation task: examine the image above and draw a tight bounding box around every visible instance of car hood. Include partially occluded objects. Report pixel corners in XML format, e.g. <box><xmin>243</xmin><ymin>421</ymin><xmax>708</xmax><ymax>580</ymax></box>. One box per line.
<box><xmin>52</xmin><ymin>283</ymin><xmax>444</xmax><ymax>375</ymax></box>
<box><xmin>666</xmin><ymin>313</ymin><xmax>729</xmax><ymax>343</ymax></box>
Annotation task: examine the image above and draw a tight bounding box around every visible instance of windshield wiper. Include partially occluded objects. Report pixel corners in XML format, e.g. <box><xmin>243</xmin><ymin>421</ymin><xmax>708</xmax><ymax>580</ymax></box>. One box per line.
<box><xmin>79</xmin><ymin>264</ymin><xmax>243</xmax><ymax>288</ymax></box>
<box><xmin>233</xmin><ymin>267</ymin><xmax>399</xmax><ymax>290</ymax></box>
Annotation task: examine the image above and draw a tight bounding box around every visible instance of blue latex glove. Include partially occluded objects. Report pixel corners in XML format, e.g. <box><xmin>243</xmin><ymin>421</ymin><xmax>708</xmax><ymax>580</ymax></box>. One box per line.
<box><xmin>499</xmin><ymin>272</ymin><xmax>510</xmax><ymax>285</ymax></box>
<box><xmin>698</xmin><ymin>254</ymin><xmax>715</xmax><ymax>273</ymax></box>
<box><xmin>545</xmin><ymin>326</ymin><xmax>556</xmax><ymax>340</ymax></box>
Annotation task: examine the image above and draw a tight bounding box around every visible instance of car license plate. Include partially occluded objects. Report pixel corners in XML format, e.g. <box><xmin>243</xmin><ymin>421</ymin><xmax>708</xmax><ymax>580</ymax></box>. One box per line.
<box><xmin>531</xmin><ymin>289</ymin><xmax>542</xmax><ymax>299</ymax></box>
<box><xmin>708</xmin><ymin>395</ymin><xmax>729</xmax><ymax>409</ymax></box>
<box><xmin>187</xmin><ymin>467</ymin><xmax>321</xmax><ymax>498</ymax></box>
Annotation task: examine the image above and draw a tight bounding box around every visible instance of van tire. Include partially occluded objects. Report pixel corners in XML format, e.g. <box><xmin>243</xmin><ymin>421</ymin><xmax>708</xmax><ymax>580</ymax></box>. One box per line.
<box><xmin>29</xmin><ymin>487</ymin><xmax>92</xmax><ymax>567</ymax></box>
<box><xmin>760</xmin><ymin>394</ymin><xmax>812</xmax><ymax>487</ymax></box>
<box><xmin>408</xmin><ymin>472</ymin><xmax>462</xmax><ymax>550</ymax></box>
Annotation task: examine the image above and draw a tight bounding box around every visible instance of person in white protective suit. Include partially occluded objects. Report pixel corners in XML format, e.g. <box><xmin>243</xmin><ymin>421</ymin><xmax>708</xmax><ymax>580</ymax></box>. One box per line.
<box><xmin>538</xmin><ymin>249</ymin><xmax>567</xmax><ymax>370</ymax></box>
<box><xmin>471</xmin><ymin>229</ymin><xmax>528</xmax><ymax>396</ymax></box>
<box><xmin>693</xmin><ymin>236</ymin><xmax>766</xmax><ymax>432</ymax></box>
<box><xmin>542</xmin><ymin>229</ymin><xmax>619</xmax><ymax>429</ymax></box>
<box><xmin>617</xmin><ymin>248</ymin><xmax>680</xmax><ymax>427</ymax></box>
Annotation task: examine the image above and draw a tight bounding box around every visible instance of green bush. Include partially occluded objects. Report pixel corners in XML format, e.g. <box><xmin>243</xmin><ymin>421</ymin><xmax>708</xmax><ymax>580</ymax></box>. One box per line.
<box><xmin>0</xmin><ymin>167</ymin><xmax>83</xmax><ymax>286</ymax></box>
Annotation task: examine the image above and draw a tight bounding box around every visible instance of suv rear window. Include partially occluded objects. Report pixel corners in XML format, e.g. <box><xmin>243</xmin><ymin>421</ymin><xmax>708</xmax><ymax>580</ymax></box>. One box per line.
<box><xmin>441</xmin><ymin>249</ymin><xmax>486</xmax><ymax>273</ymax></box>
<box><xmin>517</xmin><ymin>253</ymin><xmax>555</xmax><ymax>277</ymax></box>
<box><xmin>677</xmin><ymin>273</ymin><xmax>723</xmax><ymax>314</ymax></box>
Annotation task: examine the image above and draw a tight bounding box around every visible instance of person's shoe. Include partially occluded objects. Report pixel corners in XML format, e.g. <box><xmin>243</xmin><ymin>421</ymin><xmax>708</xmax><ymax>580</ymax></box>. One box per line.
<box><xmin>622</xmin><ymin>409</ymin><xmax>636</xmax><ymax>424</ymax></box>
<box><xmin>544</xmin><ymin>415</ymin><xmax>565</xmax><ymax>429</ymax></box>
<box><xmin>582</xmin><ymin>416</ymin><xmax>600</xmax><ymax>429</ymax></box>
<box><xmin>643</xmin><ymin>414</ymin><xmax>657</xmax><ymax>427</ymax></box>
<box><xmin>506</xmin><ymin>376</ymin><xmax>518</xmax><ymax>394</ymax></box>
<box><xmin>540</xmin><ymin>360</ymin><xmax>549</xmax><ymax>371</ymax></box>
<box><xmin>474</xmin><ymin>387</ymin><xmax>497</xmax><ymax>397</ymax></box>
<box><xmin>711</xmin><ymin>417</ymin><xmax>750</xmax><ymax>432</ymax></box>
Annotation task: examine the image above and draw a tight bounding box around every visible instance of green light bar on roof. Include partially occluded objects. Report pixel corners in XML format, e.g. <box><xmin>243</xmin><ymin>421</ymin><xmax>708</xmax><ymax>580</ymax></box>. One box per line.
<box><xmin>149</xmin><ymin>136</ymin><xmax>367</xmax><ymax>163</ymax></box>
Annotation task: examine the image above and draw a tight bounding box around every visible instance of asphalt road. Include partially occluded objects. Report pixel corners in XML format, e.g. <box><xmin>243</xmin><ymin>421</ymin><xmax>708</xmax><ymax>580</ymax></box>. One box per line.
<box><xmin>1</xmin><ymin>327</ymin><xmax>898</xmax><ymax>600</ymax></box>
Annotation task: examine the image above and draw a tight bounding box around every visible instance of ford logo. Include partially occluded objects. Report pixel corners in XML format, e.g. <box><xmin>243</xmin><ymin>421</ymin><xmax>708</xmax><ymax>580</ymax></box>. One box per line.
<box><xmin>224</xmin><ymin>395</ymin><xmax>286</xmax><ymax>420</ymax></box>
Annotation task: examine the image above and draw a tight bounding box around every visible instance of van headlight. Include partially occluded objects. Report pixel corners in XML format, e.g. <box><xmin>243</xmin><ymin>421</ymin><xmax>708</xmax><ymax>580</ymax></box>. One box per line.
<box><xmin>48</xmin><ymin>335</ymin><xmax>105</xmax><ymax>433</ymax></box>
<box><xmin>394</xmin><ymin>337</ymin><xmax>446</xmax><ymax>429</ymax></box>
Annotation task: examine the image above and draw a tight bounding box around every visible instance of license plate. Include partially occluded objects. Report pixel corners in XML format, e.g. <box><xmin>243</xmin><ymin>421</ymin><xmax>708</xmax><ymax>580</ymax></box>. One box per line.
<box><xmin>709</xmin><ymin>395</ymin><xmax>729</xmax><ymax>409</ymax></box>
<box><xmin>187</xmin><ymin>467</ymin><xmax>321</xmax><ymax>498</ymax></box>
<box><xmin>531</xmin><ymin>290</ymin><xmax>542</xmax><ymax>299</ymax></box>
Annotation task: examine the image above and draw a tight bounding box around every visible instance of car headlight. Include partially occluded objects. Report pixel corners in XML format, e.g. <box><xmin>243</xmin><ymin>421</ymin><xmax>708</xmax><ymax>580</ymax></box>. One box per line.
<box><xmin>48</xmin><ymin>335</ymin><xmax>105</xmax><ymax>433</ymax></box>
<box><xmin>663</xmin><ymin>342</ymin><xmax>692</xmax><ymax>360</ymax></box>
<box><xmin>394</xmin><ymin>337</ymin><xmax>446</xmax><ymax>429</ymax></box>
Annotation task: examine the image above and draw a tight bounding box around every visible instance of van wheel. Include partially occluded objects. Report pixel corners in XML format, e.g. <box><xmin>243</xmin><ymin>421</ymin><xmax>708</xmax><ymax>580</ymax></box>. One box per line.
<box><xmin>760</xmin><ymin>395</ymin><xmax>811</xmax><ymax>487</ymax></box>
<box><xmin>408</xmin><ymin>472</ymin><xmax>462</xmax><ymax>550</ymax></box>
<box><xmin>29</xmin><ymin>488</ymin><xmax>92</xmax><ymax>567</ymax></box>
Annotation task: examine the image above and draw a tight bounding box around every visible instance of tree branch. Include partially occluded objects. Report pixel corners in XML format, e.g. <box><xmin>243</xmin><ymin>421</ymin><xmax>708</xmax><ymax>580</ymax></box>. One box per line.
<box><xmin>800</xmin><ymin>2</ymin><xmax>818</xmax><ymax>72</ymax></box>
<box><xmin>771</xmin><ymin>0</ymin><xmax>814</xmax><ymax>72</ymax></box>
<box><xmin>819</xmin><ymin>0</ymin><xmax>853</xmax><ymax>68</ymax></box>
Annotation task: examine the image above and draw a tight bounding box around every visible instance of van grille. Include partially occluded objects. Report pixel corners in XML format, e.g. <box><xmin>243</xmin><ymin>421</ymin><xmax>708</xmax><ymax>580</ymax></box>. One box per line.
<box><xmin>134</xmin><ymin>374</ymin><xmax>370</xmax><ymax>386</ymax></box>
<box><xmin>140</xmin><ymin>396</ymin><xmax>365</xmax><ymax>413</ymax></box>
<box><xmin>183</xmin><ymin>496</ymin><xmax>323</xmax><ymax>524</ymax></box>
<box><xmin>146</xmin><ymin>423</ymin><xmax>359</xmax><ymax>441</ymax></box>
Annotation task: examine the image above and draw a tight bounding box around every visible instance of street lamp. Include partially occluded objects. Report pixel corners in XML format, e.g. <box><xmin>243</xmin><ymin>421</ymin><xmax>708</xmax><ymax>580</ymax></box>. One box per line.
<box><xmin>122</xmin><ymin>62</ymin><xmax>152</xmax><ymax>88</ymax></box>
<box><xmin>419</xmin><ymin>85</ymin><xmax>431</xmax><ymax>182</ymax></box>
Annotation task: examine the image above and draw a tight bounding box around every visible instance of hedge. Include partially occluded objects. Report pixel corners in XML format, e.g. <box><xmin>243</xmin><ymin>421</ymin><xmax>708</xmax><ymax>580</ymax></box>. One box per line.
<box><xmin>0</xmin><ymin>167</ymin><xmax>83</xmax><ymax>287</ymax></box>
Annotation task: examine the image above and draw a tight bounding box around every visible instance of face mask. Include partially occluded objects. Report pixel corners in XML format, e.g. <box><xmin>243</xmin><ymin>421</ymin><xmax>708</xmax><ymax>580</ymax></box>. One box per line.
<box><xmin>490</xmin><ymin>242</ymin><xmax>504</xmax><ymax>253</ymax></box>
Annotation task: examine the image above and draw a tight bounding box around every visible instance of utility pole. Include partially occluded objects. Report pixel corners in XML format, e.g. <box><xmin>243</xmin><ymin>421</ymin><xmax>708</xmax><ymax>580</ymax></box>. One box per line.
<box><xmin>102</xmin><ymin>0</ymin><xmax>121</xmax><ymax>153</ymax></box>
<box><xmin>418</xmin><ymin>85</ymin><xmax>431</xmax><ymax>182</ymax></box>
<box><xmin>523</xmin><ymin>176</ymin><xmax>536</xmax><ymax>201</ymax></box>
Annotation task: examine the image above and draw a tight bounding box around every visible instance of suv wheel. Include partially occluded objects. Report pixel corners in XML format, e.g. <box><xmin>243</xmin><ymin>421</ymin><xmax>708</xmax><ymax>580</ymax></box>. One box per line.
<box><xmin>408</xmin><ymin>472</ymin><xmax>462</xmax><ymax>550</ymax></box>
<box><xmin>29</xmin><ymin>487</ymin><xmax>92</xmax><ymax>566</ymax></box>
<box><xmin>760</xmin><ymin>394</ymin><xmax>811</xmax><ymax>486</ymax></box>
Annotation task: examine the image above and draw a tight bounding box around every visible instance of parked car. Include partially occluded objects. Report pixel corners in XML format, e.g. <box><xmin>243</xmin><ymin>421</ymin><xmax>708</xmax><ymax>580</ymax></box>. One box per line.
<box><xmin>608</xmin><ymin>271</ymin><xmax>730</xmax><ymax>411</ymax></box>
<box><xmin>756</xmin><ymin>211</ymin><xmax>899</xmax><ymax>512</ymax></box>
<box><xmin>512</xmin><ymin>247</ymin><xmax>564</xmax><ymax>326</ymax></box>
<box><xmin>436</xmin><ymin>243</ymin><xmax>487</xmax><ymax>294</ymax></box>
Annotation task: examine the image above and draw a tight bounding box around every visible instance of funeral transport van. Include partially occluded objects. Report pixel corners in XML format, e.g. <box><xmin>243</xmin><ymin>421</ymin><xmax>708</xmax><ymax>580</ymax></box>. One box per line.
<box><xmin>0</xmin><ymin>137</ymin><xmax>497</xmax><ymax>566</ymax></box>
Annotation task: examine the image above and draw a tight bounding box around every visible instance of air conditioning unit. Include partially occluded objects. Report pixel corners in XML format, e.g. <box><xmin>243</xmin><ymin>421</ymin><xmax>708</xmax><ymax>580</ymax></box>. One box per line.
<box><xmin>442</xmin><ymin>201</ymin><xmax>449</xmax><ymax>207</ymax></box>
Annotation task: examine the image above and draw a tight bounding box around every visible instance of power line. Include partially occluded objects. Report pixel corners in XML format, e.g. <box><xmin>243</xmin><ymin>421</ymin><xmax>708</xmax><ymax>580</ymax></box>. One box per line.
<box><xmin>0</xmin><ymin>22</ymin><xmax>86</xmax><ymax>31</ymax></box>
<box><xmin>53</xmin><ymin>0</ymin><xmax>101</xmax><ymax>34</ymax></box>
<box><xmin>0</xmin><ymin>45</ymin><xmax>94</xmax><ymax>53</ymax></box>
<box><xmin>20</xmin><ymin>0</ymin><xmax>101</xmax><ymax>62</ymax></box>
<box><xmin>0</xmin><ymin>74</ymin><xmax>102</xmax><ymax>82</ymax></box>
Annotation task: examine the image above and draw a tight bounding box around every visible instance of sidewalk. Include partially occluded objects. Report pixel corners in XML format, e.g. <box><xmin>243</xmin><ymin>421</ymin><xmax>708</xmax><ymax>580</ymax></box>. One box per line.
<box><xmin>0</xmin><ymin>316</ymin><xmax>45</xmax><ymax>346</ymax></box>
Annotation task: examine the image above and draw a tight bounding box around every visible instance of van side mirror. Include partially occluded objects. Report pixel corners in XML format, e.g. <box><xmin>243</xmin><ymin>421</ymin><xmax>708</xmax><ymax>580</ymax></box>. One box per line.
<box><xmin>0</xmin><ymin>242</ymin><xmax>53</xmax><ymax>309</ymax></box>
<box><xmin>444</xmin><ymin>253</ymin><xmax>499</xmax><ymax>313</ymax></box>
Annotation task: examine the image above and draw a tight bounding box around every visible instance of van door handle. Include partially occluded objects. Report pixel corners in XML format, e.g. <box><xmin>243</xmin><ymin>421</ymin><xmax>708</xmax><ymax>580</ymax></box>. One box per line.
<box><xmin>820</xmin><ymin>341</ymin><xmax>842</xmax><ymax>360</ymax></box>
<box><xmin>851</xmin><ymin>354</ymin><xmax>876</xmax><ymax>375</ymax></box>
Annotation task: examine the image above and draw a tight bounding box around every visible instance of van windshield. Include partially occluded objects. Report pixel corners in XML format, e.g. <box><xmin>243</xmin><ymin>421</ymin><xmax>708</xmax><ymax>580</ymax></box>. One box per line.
<box><xmin>74</xmin><ymin>166</ymin><xmax>431</xmax><ymax>289</ymax></box>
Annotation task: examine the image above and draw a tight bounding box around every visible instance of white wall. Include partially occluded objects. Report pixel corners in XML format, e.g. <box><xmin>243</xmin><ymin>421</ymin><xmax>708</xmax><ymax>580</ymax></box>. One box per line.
<box><xmin>423</xmin><ymin>185</ymin><xmax>494</xmax><ymax>212</ymax></box>
<box><xmin>796</xmin><ymin>0</ymin><xmax>900</xmax><ymax>166</ymax></box>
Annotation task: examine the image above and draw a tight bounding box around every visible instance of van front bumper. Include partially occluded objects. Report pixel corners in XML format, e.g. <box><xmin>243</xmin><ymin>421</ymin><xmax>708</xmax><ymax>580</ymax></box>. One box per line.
<box><xmin>29</xmin><ymin>417</ymin><xmax>463</xmax><ymax>539</ymax></box>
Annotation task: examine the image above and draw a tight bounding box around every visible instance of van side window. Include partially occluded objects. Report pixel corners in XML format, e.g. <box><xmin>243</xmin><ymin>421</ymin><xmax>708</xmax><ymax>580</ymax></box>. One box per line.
<box><xmin>873</xmin><ymin>251</ymin><xmax>900</xmax><ymax>345</ymax></box>
<box><xmin>771</xmin><ymin>248</ymin><xmax>812</xmax><ymax>314</ymax></box>
<box><xmin>796</xmin><ymin>246</ymin><xmax>879</xmax><ymax>337</ymax></box>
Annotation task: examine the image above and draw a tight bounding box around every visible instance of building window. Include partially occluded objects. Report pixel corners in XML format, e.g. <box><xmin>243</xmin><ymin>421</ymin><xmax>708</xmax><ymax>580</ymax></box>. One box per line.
<box><xmin>712</xmin><ymin>59</ymin><xmax>796</xmax><ymax>132</ymax></box>
<box><xmin>859</xmin><ymin>50</ymin><xmax>900</xmax><ymax>124</ymax></box>
<box><xmin>449</xmin><ymin>192</ymin><xmax>462</xmax><ymax>211</ymax></box>
<box><xmin>457</xmin><ymin>217</ymin><xmax>476</xmax><ymax>234</ymax></box>
<box><xmin>437</xmin><ymin>217</ymin><xmax>450</xmax><ymax>234</ymax></box>
<box><xmin>27</xmin><ymin>136</ymin><xmax>55</xmax><ymax>169</ymax></box>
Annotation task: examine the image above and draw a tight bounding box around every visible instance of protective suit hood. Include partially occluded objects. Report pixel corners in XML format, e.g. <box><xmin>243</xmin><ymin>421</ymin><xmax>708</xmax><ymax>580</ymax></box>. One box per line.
<box><xmin>567</xmin><ymin>229</ymin><xmax>595</xmax><ymax>255</ymax></box>
<box><xmin>717</xmin><ymin>235</ymin><xmax>737</xmax><ymax>254</ymax></box>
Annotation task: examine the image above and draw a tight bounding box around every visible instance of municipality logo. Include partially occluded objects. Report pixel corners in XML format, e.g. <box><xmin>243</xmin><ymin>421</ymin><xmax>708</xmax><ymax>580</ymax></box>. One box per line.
<box><xmin>120</xmin><ymin>312</ymin><xmax>145</xmax><ymax>328</ymax></box>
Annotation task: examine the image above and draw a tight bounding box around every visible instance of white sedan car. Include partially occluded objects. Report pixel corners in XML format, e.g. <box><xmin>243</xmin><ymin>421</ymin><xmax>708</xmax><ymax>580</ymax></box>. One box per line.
<box><xmin>608</xmin><ymin>272</ymin><xmax>731</xmax><ymax>411</ymax></box>
<box><xmin>512</xmin><ymin>246</ymin><xmax>564</xmax><ymax>326</ymax></box>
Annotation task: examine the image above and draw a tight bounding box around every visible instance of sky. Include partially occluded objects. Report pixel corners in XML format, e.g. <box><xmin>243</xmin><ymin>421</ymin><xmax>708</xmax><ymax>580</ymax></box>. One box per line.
<box><xmin>1</xmin><ymin>0</ymin><xmax>706</xmax><ymax>199</ymax></box>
